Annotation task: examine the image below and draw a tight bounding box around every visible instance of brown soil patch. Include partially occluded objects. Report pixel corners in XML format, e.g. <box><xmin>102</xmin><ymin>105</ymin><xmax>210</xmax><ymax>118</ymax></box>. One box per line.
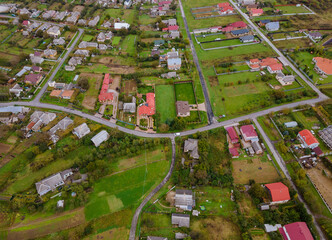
<box><xmin>192</xmin><ymin>7</ymin><xmax>215</xmax><ymax>13</ymax></box>
<box><xmin>82</xmin><ymin>96</ymin><xmax>97</xmax><ymax>110</ymax></box>
<box><xmin>307</xmin><ymin>163</ymin><xmax>332</xmax><ymax>210</ymax></box>
<box><xmin>208</xmin><ymin>76</ymin><xmax>219</xmax><ymax>87</ymax></box>
<box><xmin>140</xmin><ymin>25</ymin><xmax>153</xmax><ymax>31</ymax></box>
<box><xmin>73</xmin><ymin>5</ymin><xmax>85</xmax><ymax>12</ymax></box>
<box><xmin>91</xmin><ymin>227</ymin><xmax>129</xmax><ymax>240</ymax></box>
<box><xmin>7</xmin><ymin>208</ymin><xmax>85</xmax><ymax>240</ymax></box>
<box><xmin>81</xmin><ymin>73</ymin><xmax>103</xmax><ymax>110</ymax></box>
<box><xmin>108</xmin><ymin>66</ymin><xmax>136</xmax><ymax>74</ymax></box>
<box><xmin>109</xmin><ymin>75</ymin><xmax>121</xmax><ymax>91</ymax></box>
<box><xmin>141</xmin><ymin>38</ymin><xmax>160</xmax><ymax>43</ymax></box>
<box><xmin>123</xmin><ymin>80</ymin><xmax>137</xmax><ymax>94</ymax></box>
<box><xmin>166</xmin><ymin>190</ymin><xmax>175</xmax><ymax>206</ymax></box>
<box><xmin>0</xmin><ymin>143</ymin><xmax>11</xmax><ymax>154</ymax></box>
<box><xmin>232</xmin><ymin>158</ymin><xmax>280</xmax><ymax>184</ymax></box>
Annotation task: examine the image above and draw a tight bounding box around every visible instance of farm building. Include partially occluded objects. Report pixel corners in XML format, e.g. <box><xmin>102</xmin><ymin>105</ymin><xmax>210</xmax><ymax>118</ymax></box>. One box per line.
<box><xmin>226</xmin><ymin>126</ymin><xmax>239</xmax><ymax>144</ymax></box>
<box><xmin>91</xmin><ymin>130</ymin><xmax>110</xmax><ymax>147</ymax></box>
<box><xmin>73</xmin><ymin>123</ymin><xmax>91</xmax><ymax>139</ymax></box>
<box><xmin>171</xmin><ymin>213</ymin><xmax>190</xmax><ymax>228</ymax></box>
<box><xmin>284</xmin><ymin>121</ymin><xmax>298</xmax><ymax>128</ymax></box>
<box><xmin>318</xmin><ymin>125</ymin><xmax>332</xmax><ymax>149</ymax></box>
<box><xmin>175</xmin><ymin>189</ymin><xmax>195</xmax><ymax>210</ymax></box>
<box><xmin>49</xmin><ymin>117</ymin><xmax>73</xmax><ymax>135</ymax></box>
<box><xmin>114</xmin><ymin>22</ymin><xmax>130</xmax><ymax>29</ymax></box>
<box><xmin>265</xmin><ymin>182</ymin><xmax>290</xmax><ymax>204</ymax></box>
<box><xmin>297</xmin><ymin>129</ymin><xmax>319</xmax><ymax>149</ymax></box>
<box><xmin>147</xmin><ymin>237</ymin><xmax>168</xmax><ymax>240</ymax></box>
<box><xmin>240</xmin><ymin>125</ymin><xmax>258</xmax><ymax>142</ymax></box>
<box><xmin>279</xmin><ymin>222</ymin><xmax>314</xmax><ymax>240</ymax></box>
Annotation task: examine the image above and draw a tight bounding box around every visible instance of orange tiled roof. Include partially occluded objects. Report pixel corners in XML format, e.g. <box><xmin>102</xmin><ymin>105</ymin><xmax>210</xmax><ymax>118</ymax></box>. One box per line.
<box><xmin>299</xmin><ymin>129</ymin><xmax>319</xmax><ymax>146</ymax></box>
<box><xmin>313</xmin><ymin>57</ymin><xmax>332</xmax><ymax>75</ymax></box>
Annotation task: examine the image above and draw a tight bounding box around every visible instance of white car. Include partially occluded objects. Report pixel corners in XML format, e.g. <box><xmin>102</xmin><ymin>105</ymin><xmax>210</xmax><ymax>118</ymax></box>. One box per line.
<box><xmin>174</xmin><ymin>133</ymin><xmax>180</xmax><ymax>136</ymax></box>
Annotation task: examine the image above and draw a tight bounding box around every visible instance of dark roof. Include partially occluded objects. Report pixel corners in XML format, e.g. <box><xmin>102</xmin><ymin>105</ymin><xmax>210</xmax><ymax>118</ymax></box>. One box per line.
<box><xmin>260</xmin><ymin>19</ymin><xmax>271</xmax><ymax>24</ymax></box>
<box><xmin>240</xmin><ymin>35</ymin><xmax>254</xmax><ymax>41</ymax></box>
<box><xmin>176</xmin><ymin>189</ymin><xmax>192</xmax><ymax>195</ymax></box>
<box><xmin>313</xmin><ymin>146</ymin><xmax>323</xmax><ymax>156</ymax></box>
<box><xmin>231</xmin><ymin>29</ymin><xmax>249</xmax><ymax>35</ymax></box>
<box><xmin>309</xmin><ymin>32</ymin><xmax>322</xmax><ymax>38</ymax></box>
<box><xmin>176</xmin><ymin>101</ymin><xmax>190</xmax><ymax>115</ymax></box>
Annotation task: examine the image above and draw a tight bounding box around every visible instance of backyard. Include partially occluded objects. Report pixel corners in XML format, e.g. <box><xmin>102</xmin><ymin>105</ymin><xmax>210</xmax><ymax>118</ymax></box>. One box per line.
<box><xmin>155</xmin><ymin>85</ymin><xmax>176</xmax><ymax>124</ymax></box>
<box><xmin>174</xmin><ymin>82</ymin><xmax>196</xmax><ymax>104</ymax></box>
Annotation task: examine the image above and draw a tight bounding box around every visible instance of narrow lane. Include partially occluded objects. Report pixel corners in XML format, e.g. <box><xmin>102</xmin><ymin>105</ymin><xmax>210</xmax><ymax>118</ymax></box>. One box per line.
<box><xmin>178</xmin><ymin>0</ymin><xmax>215</xmax><ymax>124</ymax></box>
<box><xmin>253</xmin><ymin>118</ymin><xmax>326</xmax><ymax>240</ymax></box>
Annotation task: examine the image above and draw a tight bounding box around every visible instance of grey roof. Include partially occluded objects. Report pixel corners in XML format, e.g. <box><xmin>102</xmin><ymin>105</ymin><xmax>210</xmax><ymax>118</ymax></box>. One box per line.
<box><xmin>264</xmin><ymin>224</ymin><xmax>282</xmax><ymax>232</ymax></box>
<box><xmin>284</xmin><ymin>121</ymin><xmax>298</xmax><ymax>128</ymax></box>
<box><xmin>154</xmin><ymin>39</ymin><xmax>165</xmax><ymax>46</ymax></box>
<box><xmin>0</xmin><ymin>106</ymin><xmax>24</xmax><ymax>114</ymax></box>
<box><xmin>240</xmin><ymin>35</ymin><xmax>254</xmax><ymax>41</ymax></box>
<box><xmin>167</xmin><ymin>58</ymin><xmax>182</xmax><ymax>69</ymax></box>
<box><xmin>176</xmin><ymin>101</ymin><xmax>190</xmax><ymax>116</ymax></box>
<box><xmin>170</xmin><ymin>31</ymin><xmax>180</xmax><ymax>39</ymax></box>
<box><xmin>49</xmin><ymin>117</ymin><xmax>73</xmax><ymax>135</ymax></box>
<box><xmin>88</xmin><ymin>16</ymin><xmax>100</xmax><ymax>27</ymax></box>
<box><xmin>147</xmin><ymin>237</ymin><xmax>168</xmax><ymax>240</ymax></box>
<box><xmin>171</xmin><ymin>214</ymin><xmax>190</xmax><ymax>228</ymax></box>
<box><xmin>260</xmin><ymin>19</ymin><xmax>271</xmax><ymax>24</ymax></box>
<box><xmin>282</xmin><ymin>75</ymin><xmax>295</xmax><ymax>83</ymax></box>
<box><xmin>44</xmin><ymin>49</ymin><xmax>57</xmax><ymax>57</ymax></box>
<box><xmin>184</xmin><ymin>139</ymin><xmax>199</xmax><ymax>159</ymax></box>
<box><xmin>73</xmin><ymin>123</ymin><xmax>91</xmax><ymax>139</ymax></box>
<box><xmin>168</xmin><ymin>19</ymin><xmax>177</xmax><ymax>26</ymax></box>
<box><xmin>53</xmin><ymin>37</ymin><xmax>66</xmax><ymax>45</ymax></box>
<box><xmin>231</xmin><ymin>29</ymin><xmax>249</xmax><ymax>35</ymax></box>
<box><xmin>175</xmin><ymin>233</ymin><xmax>188</xmax><ymax>239</ymax></box>
<box><xmin>319</xmin><ymin>125</ymin><xmax>332</xmax><ymax>149</ymax></box>
<box><xmin>309</xmin><ymin>32</ymin><xmax>322</xmax><ymax>38</ymax></box>
<box><xmin>68</xmin><ymin>57</ymin><xmax>82</xmax><ymax>66</ymax></box>
<box><xmin>35</xmin><ymin>169</ymin><xmax>73</xmax><ymax>195</ymax></box>
<box><xmin>175</xmin><ymin>189</ymin><xmax>194</xmax><ymax>209</ymax></box>
<box><xmin>266</xmin><ymin>22</ymin><xmax>280</xmax><ymax>31</ymax></box>
<box><xmin>252</xmin><ymin>141</ymin><xmax>263</xmax><ymax>153</ymax></box>
<box><xmin>31</xmin><ymin>111</ymin><xmax>56</xmax><ymax>125</ymax></box>
<box><xmin>91</xmin><ymin>130</ymin><xmax>110</xmax><ymax>147</ymax></box>
<box><xmin>74</xmin><ymin>49</ymin><xmax>90</xmax><ymax>56</ymax></box>
<box><xmin>123</xmin><ymin>102</ymin><xmax>136</xmax><ymax>113</ymax></box>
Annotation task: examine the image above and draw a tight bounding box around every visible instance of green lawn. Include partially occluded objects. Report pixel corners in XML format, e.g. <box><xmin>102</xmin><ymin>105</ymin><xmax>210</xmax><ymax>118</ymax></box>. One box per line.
<box><xmin>120</xmin><ymin>35</ymin><xmax>136</xmax><ymax>55</ymax></box>
<box><xmin>139</xmin><ymin>14</ymin><xmax>156</xmax><ymax>25</ymax></box>
<box><xmin>82</xmin><ymin>34</ymin><xmax>95</xmax><ymax>42</ymax></box>
<box><xmin>174</xmin><ymin>83</ymin><xmax>196</xmax><ymax>104</ymax></box>
<box><xmin>78</xmin><ymin>64</ymin><xmax>109</xmax><ymax>74</ymax></box>
<box><xmin>101</xmin><ymin>9</ymin><xmax>136</xmax><ymax>25</ymax></box>
<box><xmin>276</xmin><ymin>5</ymin><xmax>311</xmax><ymax>14</ymax></box>
<box><xmin>112</xmin><ymin>36</ymin><xmax>122</xmax><ymax>46</ymax></box>
<box><xmin>155</xmin><ymin>85</ymin><xmax>176</xmax><ymax>124</ymax></box>
<box><xmin>289</xmin><ymin>51</ymin><xmax>332</xmax><ymax>85</ymax></box>
<box><xmin>196</xmin><ymin>33</ymin><xmax>227</xmax><ymax>43</ymax></box>
<box><xmin>84</xmin><ymin>160</ymin><xmax>169</xmax><ymax>221</ymax></box>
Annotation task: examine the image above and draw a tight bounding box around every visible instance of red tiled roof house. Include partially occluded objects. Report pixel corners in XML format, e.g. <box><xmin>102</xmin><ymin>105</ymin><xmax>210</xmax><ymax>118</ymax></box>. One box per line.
<box><xmin>279</xmin><ymin>222</ymin><xmax>314</xmax><ymax>240</ymax></box>
<box><xmin>297</xmin><ymin>129</ymin><xmax>319</xmax><ymax>149</ymax></box>
<box><xmin>24</xmin><ymin>73</ymin><xmax>42</xmax><ymax>86</ymax></box>
<box><xmin>265</xmin><ymin>182</ymin><xmax>290</xmax><ymax>204</ymax></box>
<box><xmin>240</xmin><ymin>125</ymin><xmax>259</xmax><ymax>142</ymax></box>
<box><xmin>312</xmin><ymin>57</ymin><xmax>332</xmax><ymax>76</ymax></box>
<box><xmin>138</xmin><ymin>93</ymin><xmax>155</xmax><ymax>117</ymax></box>
<box><xmin>226</xmin><ymin>126</ymin><xmax>239</xmax><ymax>144</ymax></box>
<box><xmin>98</xmin><ymin>73</ymin><xmax>114</xmax><ymax>103</ymax></box>
<box><xmin>250</xmin><ymin>8</ymin><xmax>264</xmax><ymax>16</ymax></box>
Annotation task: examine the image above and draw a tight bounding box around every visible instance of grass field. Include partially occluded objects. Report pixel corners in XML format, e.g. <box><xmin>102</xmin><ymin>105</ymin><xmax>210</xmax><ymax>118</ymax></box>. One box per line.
<box><xmin>82</xmin><ymin>34</ymin><xmax>95</xmax><ymax>42</ymax></box>
<box><xmin>101</xmin><ymin>9</ymin><xmax>135</xmax><ymax>25</ymax></box>
<box><xmin>120</xmin><ymin>35</ymin><xmax>136</xmax><ymax>55</ymax></box>
<box><xmin>112</xmin><ymin>36</ymin><xmax>122</xmax><ymax>46</ymax></box>
<box><xmin>139</xmin><ymin>14</ymin><xmax>156</xmax><ymax>25</ymax></box>
<box><xmin>81</xmin><ymin>73</ymin><xmax>103</xmax><ymax>110</ymax></box>
<box><xmin>276</xmin><ymin>5</ymin><xmax>311</xmax><ymax>14</ymax></box>
<box><xmin>174</xmin><ymin>83</ymin><xmax>196</xmax><ymax>104</ymax></box>
<box><xmin>155</xmin><ymin>85</ymin><xmax>176</xmax><ymax>124</ymax></box>
<box><xmin>232</xmin><ymin>157</ymin><xmax>280</xmax><ymax>184</ymax></box>
<box><xmin>140</xmin><ymin>213</ymin><xmax>173</xmax><ymax>238</ymax></box>
<box><xmin>84</xmin><ymin>160</ymin><xmax>169</xmax><ymax>221</ymax></box>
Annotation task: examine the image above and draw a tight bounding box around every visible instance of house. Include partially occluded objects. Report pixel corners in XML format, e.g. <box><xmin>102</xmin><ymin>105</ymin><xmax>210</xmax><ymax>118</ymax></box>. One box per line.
<box><xmin>68</xmin><ymin>57</ymin><xmax>82</xmax><ymax>66</ymax></box>
<box><xmin>252</xmin><ymin>141</ymin><xmax>263</xmax><ymax>154</ymax></box>
<box><xmin>279</xmin><ymin>222</ymin><xmax>314</xmax><ymax>240</ymax></box>
<box><xmin>16</xmin><ymin>66</ymin><xmax>31</xmax><ymax>77</ymax></box>
<box><xmin>229</xmin><ymin>147</ymin><xmax>239</xmax><ymax>158</ymax></box>
<box><xmin>154</xmin><ymin>39</ymin><xmax>165</xmax><ymax>47</ymax></box>
<box><xmin>9</xmin><ymin>84</ymin><xmax>23</xmax><ymax>97</ymax></box>
<box><xmin>53</xmin><ymin>37</ymin><xmax>66</xmax><ymax>45</ymax></box>
<box><xmin>91</xmin><ymin>130</ymin><xmax>110</xmax><ymax>147</ymax></box>
<box><xmin>175</xmin><ymin>189</ymin><xmax>195</xmax><ymax>210</ymax></box>
<box><xmin>61</xmin><ymin>90</ymin><xmax>74</xmax><ymax>99</ymax></box>
<box><xmin>246</xmin><ymin>4</ymin><xmax>258</xmax><ymax>11</ymax></box>
<box><xmin>172</xmin><ymin>214</ymin><xmax>190</xmax><ymax>228</ymax></box>
<box><xmin>284</xmin><ymin>121</ymin><xmax>298</xmax><ymax>128</ymax></box>
<box><xmin>49</xmin><ymin>117</ymin><xmax>73</xmax><ymax>135</ymax></box>
<box><xmin>184</xmin><ymin>138</ymin><xmax>199</xmax><ymax>159</ymax></box>
<box><xmin>161</xmin><ymin>72</ymin><xmax>177</xmax><ymax>79</ymax></box>
<box><xmin>312</xmin><ymin>57</ymin><xmax>332</xmax><ymax>76</ymax></box>
<box><xmin>218</xmin><ymin>2</ymin><xmax>234</xmax><ymax>14</ymax></box>
<box><xmin>77</xmin><ymin>19</ymin><xmax>87</xmax><ymax>26</ymax></box>
<box><xmin>231</xmin><ymin>29</ymin><xmax>249</xmax><ymax>37</ymax></box>
<box><xmin>138</xmin><ymin>93</ymin><xmax>155</xmax><ymax>117</ymax></box>
<box><xmin>264</xmin><ymin>224</ymin><xmax>282</xmax><ymax>233</ymax></box>
<box><xmin>50</xmin><ymin>90</ymin><xmax>62</xmax><ymax>98</ymax></box>
<box><xmin>124</xmin><ymin>0</ymin><xmax>132</xmax><ymax>8</ymax></box>
<box><xmin>240</xmin><ymin>125</ymin><xmax>258</xmax><ymax>142</ymax></box>
<box><xmin>32</xmin><ymin>66</ymin><xmax>42</xmax><ymax>72</ymax></box>
<box><xmin>239</xmin><ymin>0</ymin><xmax>256</xmax><ymax>5</ymax></box>
<box><xmin>73</xmin><ymin>123</ymin><xmax>91</xmax><ymax>139</ymax></box>
<box><xmin>44</xmin><ymin>49</ymin><xmax>57</xmax><ymax>58</ymax></box>
<box><xmin>170</xmin><ymin>31</ymin><xmax>180</xmax><ymax>39</ymax></box>
<box><xmin>168</xmin><ymin>25</ymin><xmax>179</xmax><ymax>32</ymax></box>
<box><xmin>42</xmin><ymin>10</ymin><xmax>56</xmax><ymax>19</ymax></box>
<box><xmin>319</xmin><ymin>126</ymin><xmax>332</xmax><ymax>150</ymax></box>
<box><xmin>259</xmin><ymin>19</ymin><xmax>270</xmax><ymax>26</ymax></box>
<box><xmin>226</xmin><ymin>126</ymin><xmax>239</xmax><ymax>144</ymax></box>
<box><xmin>66</xmin><ymin>11</ymin><xmax>80</xmax><ymax>24</ymax></box>
<box><xmin>308</xmin><ymin>32</ymin><xmax>322</xmax><ymax>40</ymax></box>
<box><xmin>29</xmin><ymin>53</ymin><xmax>44</xmax><ymax>65</ymax></box>
<box><xmin>106</xmin><ymin>31</ymin><xmax>113</xmax><ymax>40</ymax></box>
<box><xmin>114</xmin><ymin>22</ymin><xmax>130</xmax><ymax>29</ymax></box>
<box><xmin>176</xmin><ymin>101</ymin><xmax>190</xmax><ymax>117</ymax></box>
<box><xmin>47</xmin><ymin>26</ymin><xmax>61</xmax><ymax>38</ymax></box>
<box><xmin>123</xmin><ymin>97</ymin><xmax>136</xmax><ymax>113</ymax></box>
<box><xmin>265</xmin><ymin>22</ymin><xmax>280</xmax><ymax>32</ymax></box>
<box><xmin>97</xmin><ymin>32</ymin><xmax>106</xmax><ymax>42</ymax></box>
<box><xmin>78</xmin><ymin>41</ymin><xmax>98</xmax><ymax>49</ymax></box>
<box><xmin>250</xmin><ymin>8</ymin><xmax>263</xmax><ymax>16</ymax></box>
<box><xmin>229</xmin><ymin>21</ymin><xmax>247</xmax><ymax>29</ymax></box>
<box><xmin>74</xmin><ymin>49</ymin><xmax>90</xmax><ymax>57</ymax></box>
<box><xmin>313</xmin><ymin>146</ymin><xmax>323</xmax><ymax>156</ymax></box>
<box><xmin>99</xmin><ymin>73</ymin><xmax>114</xmax><ymax>103</ymax></box>
<box><xmin>167</xmin><ymin>57</ymin><xmax>182</xmax><ymax>70</ymax></box>
<box><xmin>265</xmin><ymin>182</ymin><xmax>290</xmax><ymax>204</ymax></box>
<box><xmin>35</xmin><ymin>169</ymin><xmax>73</xmax><ymax>195</ymax></box>
<box><xmin>267</xmin><ymin>63</ymin><xmax>283</xmax><ymax>74</ymax></box>
<box><xmin>276</xmin><ymin>72</ymin><xmax>295</xmax><ymax>85</ymax></box>
<box><xmin>24</xmin><ymin>73</ymin><xmax>42</xmax><ymax>85</ymax></box>
<box><xmin>102</xmin><ymin>21</ymin><xmax>112</xmax><ymax>28</ymax></box>
<box><xmin>240</xmin><ymin>35</ymin><xmax>255</xmax><ymax>43</ymax></box>
<box><xmin>88</xmin><ymin>16</ymin><xmax>100</xmax><ymax>27</ymax></box>
<box><xmin>99</xmin><ymin>44</ymin><xmax>108</xmax><ymax>50</ymax></box>
<box><xmin>298</xmin><ymin>129</ymin><xmax>319</xmax><ymax>149</ymax></box>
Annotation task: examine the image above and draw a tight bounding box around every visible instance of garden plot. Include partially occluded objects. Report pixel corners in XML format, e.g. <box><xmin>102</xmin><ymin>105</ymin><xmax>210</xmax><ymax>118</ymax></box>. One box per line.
<box><xmin>155</xmin><ymin>85</ymin><xmax>176</xmax><ymax>124</ymax></box>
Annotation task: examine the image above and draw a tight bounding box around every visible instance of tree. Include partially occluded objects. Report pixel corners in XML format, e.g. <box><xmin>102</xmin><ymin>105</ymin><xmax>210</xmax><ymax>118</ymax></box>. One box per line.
<box><xmin>249</xmin><ymin>183</ymin><xmax>267</xmax><ymax>200</ymax></box>
<box><xmin>78</xmin><ymin>78</ymin><xmax>89</xmax><ymax>91</ymax></box>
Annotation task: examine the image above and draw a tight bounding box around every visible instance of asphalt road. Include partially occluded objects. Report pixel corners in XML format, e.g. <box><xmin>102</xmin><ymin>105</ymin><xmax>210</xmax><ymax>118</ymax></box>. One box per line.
<box><xmin>229</xmin><ymin>0</ymin><xmax>328</xmax><ymax>101</ymax></box>
<box><xmin>129</xmin><ymin>138</ymin><xmax>176</xmax><ymax>240</ymax></box>
<box><xmin>33</xmin><ymin>29</ymin><xmax>84</xmax><ymax>102</ymax></box>
<box><xmin>178</xmin><ymin>0</ymin><xmax>215</xmax><ymax>124</ymax></box>
<box><xmin>254</xmin><ymin>118</ymin><xmax>326</xmax><ymax>240</ymax></box>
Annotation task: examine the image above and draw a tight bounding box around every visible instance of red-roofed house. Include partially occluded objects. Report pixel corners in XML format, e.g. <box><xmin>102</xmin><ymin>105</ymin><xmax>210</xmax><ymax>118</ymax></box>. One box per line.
<box><xmin>279</xmin><ymin>222</ymin><xmax>314</xmax><ymax>240</ymax></box>
<box><xmin>138</xmin><ymin>93</ymin><xmax>155</xmax><ymax>117</ymax></box>
<box><xmin>226</xmin><ymin>127</ymin><xmax>239</xmax><ymax>144</ymax></box>
<box><xmin>229</xmin><ymin>148</ymin><xmax>239</xmax><ymax>158</ymax></box>
<box><xmin>265</xmin><ymin>182</ymin><xmax>290</xmax><ymax>204</ymax></box>
<box><xmin>313</xmin><ymin>146</ymin><xmax>323</xmax><ymax>156</ymax></box>
<box><xmin>298</xmin><ymin>129</ymin><xmax>319</xmax><ymax>149</ymax></box>
<box><xmin>24</xmin><ymin>73</ymin><xmax>42</xmax><ymax>85</ymax></box>
<box><xmin>98</xmin><ymin>73</ymin><xmax>114</xmax><ymax>103</ymax></box>
<box><xmin>23</xmin><ymin>20</ymin><xmax>30</xmax><ymax>26</ymax></box>
<box><xmin>312</xmin><ymin>57</ymin><xmax>332</xmax><ymax>76</ymax></box>
<box><xmin>220</xmin><ymin>6</ymin><xmax>234</xmax><ymax>14</ymax></box>
<box><xmin>229</xmin><ymin>21</ymin><xmax>247</xmax><ymax>29</ymax></box>
<box><xmin>159</xmin><ymin>1</ymin><xmax>171</xmax><ymax>6</ymax></box>
<box><xmin>221</xmin><ymin>26</ymin><xmax>234</xmax><ymax>32</ymax></box>
<box><xmin>250</xmin><ymin>8</ymin><xmax>264</xmax><ymax>16</ymax></box>
<box><xmin>250</xmin><ymin>59</ymin><xmax>260</xmax><ymax>64</ymax></box>
<box><xmin>218</xmin><ymin>2</ymin><xmax>230</xmax><ymax>8</ymax></box>
<box><xmin>267</xmin><ymin>63</ymin><xmax>283</xmax><ymax>73</ymax></box>
<box><xmin>168</xmin><ymin>25</ymin><xmax>179</xmax><ymax>32</ymax></box>
<box><xmin>240</xmin><ymin>125</ymin><xmax>258</xmax><ymax>142</ymax></box>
